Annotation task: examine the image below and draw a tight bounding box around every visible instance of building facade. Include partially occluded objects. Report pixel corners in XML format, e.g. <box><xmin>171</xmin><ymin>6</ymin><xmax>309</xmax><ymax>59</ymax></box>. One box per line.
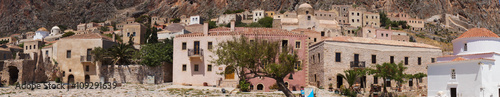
<box><xmin>309</xmin><ymin>36</ymin><xmax>442</xmax><ymax>92</ymax></box>
<box><xmin>173</xmin><ymin>22</ymin><xmax>309</xmax><ymax>92</ymax></box>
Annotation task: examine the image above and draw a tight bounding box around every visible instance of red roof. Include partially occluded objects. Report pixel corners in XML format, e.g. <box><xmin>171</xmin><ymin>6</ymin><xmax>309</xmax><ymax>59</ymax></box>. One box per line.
<box><xmin>456</xmin><ymin>28</ymin><xmax>499</xmax><ymax>39</ymax></box>
<box><xmin>451</xmin><ymin>57</ymin><xmax>466</xmax><ymax>61</ymax></box>
<box><xmin>62</xmin><ymin>33</ymin><xmax>113</xmax><ymax>41</ymax></box>
<box><xmin>177</xmin><ymin>27</ymin><xmax>307</xmax><ymax>37</ymax></box>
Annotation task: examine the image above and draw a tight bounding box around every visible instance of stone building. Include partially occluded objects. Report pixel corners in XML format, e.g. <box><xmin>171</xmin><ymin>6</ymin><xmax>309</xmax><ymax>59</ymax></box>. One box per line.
<box><xmin>51</xmin><ymin>33</ymin><xmax>115</xmax><ymax>83</ymax></box>
<box><xmin>291</xmin><ymin>29</ymin><xmax>322</xmax><ymax>45</ymax></box>
<box><xmin>173</xmin><ymin>22</ymin><xmax>309</xmax><ymax>92</ymax></box>
<box><xmin>274</xmin><ymin>3</ymin><xmax>342</xmax><ymax>36</ymax></box>
<box><xmin>308</xmin><ymin>36</ymin><xmax>442</xmax><ymax>92</ymax></box>
<box><xmin>362</xmin><ymin>12</ymin><xmax>380</xmax><ymax>28</ymax></box>
<box><xmin>158</xmin><ymin>23</ymin><xmax>190</xmax><ymax>40</ymax></box>
<box><xmin>348</xmin><ymin>10</ymin><xmax>363</xmax><ymax>27</ymax></box>
<box><xmin>387</xmin><ymin>12</ymin><xmax>425</xmax><ymax>31</ymax></box>
<box><xmin>151</xmin><ymin>16</ymin><xmax>166</xmax><ymax>26</ymax></box>
<box><xmin>122</xmin><ymin>23</ymin><xmax>146</xmax><ymax>46</ymax></box>
<box><xmin>0</xmin><ymin>36</ymin><xmax>17</xmax><ymax>44</ymax></box>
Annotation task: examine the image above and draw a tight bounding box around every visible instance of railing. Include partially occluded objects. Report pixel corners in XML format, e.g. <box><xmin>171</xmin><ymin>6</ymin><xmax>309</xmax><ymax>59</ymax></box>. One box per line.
<box><xmin>350</xmin><ymin>61</ymin><xmax>365</xmax><ymax>68</ymax></box>
<box><xmin>80</xmin><ymin>55</ymin><xmax>93</xmax><ymax>62</ymax></box>
<box><xmin>188</xmin><ymin>48</ymin><xmax>203</xmax><ymax>57</ymax></box>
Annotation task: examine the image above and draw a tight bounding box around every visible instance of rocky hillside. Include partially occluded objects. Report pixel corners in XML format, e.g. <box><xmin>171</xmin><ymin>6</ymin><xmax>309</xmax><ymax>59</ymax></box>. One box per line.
<box><xmin>0</xmin><ymin>0</ymin><xmax>499</xmax><ymax>36</ymax></box>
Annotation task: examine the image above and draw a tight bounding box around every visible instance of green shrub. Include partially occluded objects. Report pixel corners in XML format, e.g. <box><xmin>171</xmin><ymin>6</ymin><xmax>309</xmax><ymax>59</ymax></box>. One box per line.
<box><xmin>239</xmin><ymin>80</ymin><xmax>251</xmax><ymax>92</ymax></box>
<box><xmin>55</xmin><ymin>77</ymin><xmax>61</xmax><ymax>83</ymax></box>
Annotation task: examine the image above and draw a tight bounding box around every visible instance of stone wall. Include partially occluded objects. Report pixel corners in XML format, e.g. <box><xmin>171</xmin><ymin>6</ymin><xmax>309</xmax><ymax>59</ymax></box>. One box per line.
<box><xmin>0</xmin><ymin>59</ymin><xmax>37</xmax><ymax>85</ymax></box>
<box><xmin>101</xmin><ymin>63</ymin><xmax>171</xmax><ymax>84</ymax></box>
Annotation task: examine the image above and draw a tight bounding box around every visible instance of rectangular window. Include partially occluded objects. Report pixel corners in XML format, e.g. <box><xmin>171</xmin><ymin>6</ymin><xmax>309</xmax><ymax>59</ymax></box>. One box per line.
<box><xmin>418</xmin><ymin>57</ymin><xmax>422</xmax><ymax>65</ymax></box>
<box><xmin>66</xmin><ymin>50</ymin><xmax>71</xmax><ymax>58</ymax></box>
<box><xmin>373</xmin><ymin>77</ymin><xmax>378</xmax><ymax>84</ymax></box>
<box><xmin>208</xmin><ymin>42</ymin><xmax>213</xmax><ymax>50</ymax></box>
<box><xmin>371</xmin><ymin>55</ymin><xmax>376</xmax><ymax>64</ymax></box>
<box><xmin>335</xmin><ymin>52</ymin><xmax>341</xmax><ymax>62</ymax></box>
<box><xmin>295</xmin><ymin>61</ymin><xmax>301</xmax><ymax>70</ymax></box>
<box><xmin>295</xmin><ymin>41</ymin><xmax>301</xmax><ymax>49</ymax></box>
<box><xmin>182</xmin><ymin>42</ymin><xmax>187</xmax><ymax>50</ymax></box>
<box><xmin>282</xmin><ymin>40</ymin><xmax>288</xmax><ymax>48</ymax></box>
<box><xmin>207</xmin><ymin>64</ymin><xmax>212</xmax><ymax>71</ymax></box>
<box><xmin>87</xmin><ymin>49</ymin><xmax>92</xmax><ymax>61</ymax></box>
<box><xmin>432</xmin><ymin>58</ymin><xmax>436</xmax><ymax>63</ymax></box>
<box><xmin>182</xmin><ymin>64</ymin><xmax>187</xmax><ymax>71</ymax></box>
<box><xmin>85</xmin><ymin>65</ymin><xmax>89</xmax><ymax>72</ymax></box>
<box><xmin>464</xmin><ymin>43</ymin><xmax>467</xmax><ymax>51</ymax></box>
<box><xmin>321</xmin><ymin>31</ymin><xmax>325</xmax><ymax>36</ymax></box>
<box><xmin>194</xmin><ymin>64</ymin><xmax>199</xmax><ymax>71</ymax></box>
<box><xmin>390</xmin><ymin>56</ymin><xmax>394</xmax><ymax>64</ymax></box>
<box><xmin>404</xmin><ymin>57</ymin><xmax>409</xmax><ymax>65</ymax></box>
<box><xmin>386</xmin><ymin>78</ymin><xmax>391</xmax><ymax>87</ymax></box>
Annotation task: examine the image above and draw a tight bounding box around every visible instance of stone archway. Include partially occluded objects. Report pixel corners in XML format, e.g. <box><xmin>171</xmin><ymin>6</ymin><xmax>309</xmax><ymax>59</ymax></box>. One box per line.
<box><xmin>7</xmin><ymin>66</ymin><xmax>19</xmax><ymax>85</ymax></box>
<box><xmin>85</xmin><ymin>75</ymin><xmax>90</xmax><ymax>82</ymax></box>
<box><xmin>68</xmin><ymin>75</ymin><xmax>74</xmax><ymax>84</ymax></box>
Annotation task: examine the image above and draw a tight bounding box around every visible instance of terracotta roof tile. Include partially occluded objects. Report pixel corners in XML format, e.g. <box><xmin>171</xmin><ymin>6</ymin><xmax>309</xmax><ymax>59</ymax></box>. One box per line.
<box><xmin>61</xmin><ymin>33</ymin><xmax>113</xmax><ymax>41</ymax></box>
<box><xmin>451</xmin><ymin>57</ymin><xmax>466</xmax><ymax>61</ymax></box>
<box><xmin>177</xmin><ymin>27</ymin><xmax>307</xmax><ymax>37</ymax></box>
<box><xmin>456</xmin><ymin>28</ymin><xmax>499</xmax><ymax>39</ymax></box>
<box><xmin>323</xmin><ymin>36</ymin><xmax>440</xmax><ymax>49</ymax></box>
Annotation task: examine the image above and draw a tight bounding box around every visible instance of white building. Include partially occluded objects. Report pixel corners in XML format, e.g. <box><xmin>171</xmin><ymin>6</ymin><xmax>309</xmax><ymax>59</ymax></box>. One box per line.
<box><xmin>252</xmin><ymin>9</ymin><xmax>265</xmax><ymax>22</ymax></box>
<box><xmin>428</xmin><ymin>28</ymin><xmax>500</xmax><ymax>97</ymax></box>
<box><xmin>50</xmin><ymin>26</ymin><xmax>61</xmax><ymax>36</ymax></box>
<box><xmin>189</xmin><ymin>15</ymin><xmax>202</xmax><ymax>25</ymax></box>
<box><xmin>34</xmin><ymin>27</ymin><xmax>49</xmax><ymax>40</ymax></box>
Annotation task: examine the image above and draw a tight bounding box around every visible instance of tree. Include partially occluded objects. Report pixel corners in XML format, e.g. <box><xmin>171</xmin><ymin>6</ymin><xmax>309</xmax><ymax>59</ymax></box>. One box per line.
<box><xmin>337</xmin><ymin>69</ymin><xmax>367</xmax><ymax>89</ymax></box>
<box><xmin>100</xmin><ymin>26</ymin><xmax>110</xmax><ymax>32</ymax></box>
<box><xmin>212</xmin><ymin>36</ymin><xmax>300</xmax><ymax>97</ymax></box>
<box><xmin>140</xmin><ymin>38</ymin><xmax>173</xmax><ymax>66</ymax></box>
<box><xmin>380</xmin><ymin>12</ymin><xmax>391</xmax><ymax>27</ymax></box>
<box><xmin>367</xmin><ymin>62</ymin><xmax>409</xmax><ymax>93</ymax></box>
<box><xmin>170</xmin><ymin>18</ymin><xmax>181</xmax><ymax>23</ymax></box>
<box><xmin>108</xmin><ymin>42</ymin><xmax>136</xmax><ymax>65</ymax></box>
<box><xmin>411</xmin><ymin>73</ymin><xmax>427</xmax><ymax>90</ymax></box>
<box><xmin>208</xmin><ymin>21</ymin><xmax>217</xmax><ymax>29</ymax></box>
<box><xmin>62</xmin><ymin>31</ymin><xmax>75</xmax><ymax>38</ymax></box>
<box><xmin>258</xmin><ymin>17</ymin><xmax>274</xmax><ymax>28</ymax></box>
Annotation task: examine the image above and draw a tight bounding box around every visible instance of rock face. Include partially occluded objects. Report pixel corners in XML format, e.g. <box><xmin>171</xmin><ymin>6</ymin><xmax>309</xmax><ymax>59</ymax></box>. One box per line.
<box><xmin>0</xmin><ymin>0</ymin><xmax>499</xmax><ymax>35</ymax></box>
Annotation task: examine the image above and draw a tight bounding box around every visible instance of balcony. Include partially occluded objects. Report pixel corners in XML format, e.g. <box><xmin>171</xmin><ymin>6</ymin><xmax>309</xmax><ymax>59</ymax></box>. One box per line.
<box><xmin>350</xmin><ymin>61</ymin><xmax>365</xmax><ymax>68</ymax></box>
<box><xmin>81</xmin><ymin>55</ymin><xmax>93</xmax><ymax>62</ymax></box>
<box><xmin>188</xmin><ymin>48</ymin><xmax>203</xmax><ymax>58</ymax></box>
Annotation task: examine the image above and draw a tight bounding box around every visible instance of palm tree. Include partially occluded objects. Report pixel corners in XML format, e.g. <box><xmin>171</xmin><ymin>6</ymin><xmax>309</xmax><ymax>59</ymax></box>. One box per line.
<box><xmin>337</xmin><ymin>69</ymin><xmax>366</xmax><ymax>89</ymax></box>
<box><xmin>368</xmin><ymin>62</ymin><xmax>409</xmax><ymax>93</ymax></box>
<box><xmin>412</xmin><ymin>73</ymin><xmax>427</xmax><ymax>90</ymax></box>
<box><xmin>108</xmin><ymin>42</ymin><xmax>136</xmax><ymax>65</ymax></box>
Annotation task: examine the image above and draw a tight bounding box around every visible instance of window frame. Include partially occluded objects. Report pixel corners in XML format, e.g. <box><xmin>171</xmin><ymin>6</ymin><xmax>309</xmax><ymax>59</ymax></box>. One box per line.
<box><xmin>335</xmin><ymin>52</ymin><xmax>341</xmax><ymax>62</ymax></box>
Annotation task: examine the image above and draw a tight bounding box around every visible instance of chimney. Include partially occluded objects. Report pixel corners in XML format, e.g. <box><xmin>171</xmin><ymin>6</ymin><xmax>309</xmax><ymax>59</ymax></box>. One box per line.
<box><xmin>230</xmin><ymin>20</ymin><xmax>235</xmax><ymax>31</ymax></box>
<box><xmin>203</xmin><ymin>21</ymin><xmax>209</xmax><ymax>35</ymax></box>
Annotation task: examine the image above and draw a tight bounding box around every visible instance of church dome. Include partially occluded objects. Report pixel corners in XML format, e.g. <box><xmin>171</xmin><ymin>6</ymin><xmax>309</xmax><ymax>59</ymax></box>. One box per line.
<box><xmin>52</xmin><ymin>26</ymin><xmax>60</xmax><ymax>30</ymax></box>
<box><xmin>37</xmin><ymin>27</ymin><xmax>48</xmax><ymax>32</ymax></box>
<box><xmin>298</xmin><ymin>3</ymin><xmax>313</xmax><ymax>9</ymax></box>
<box><xmin>456</xmin><ymin>28</ymin><xmax>499</xmax><ymax>39</ymax></box>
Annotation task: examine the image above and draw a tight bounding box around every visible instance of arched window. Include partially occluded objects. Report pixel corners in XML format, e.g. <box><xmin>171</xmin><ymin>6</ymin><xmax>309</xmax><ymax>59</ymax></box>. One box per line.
<box><xmin>306</xmin><ymin>11</ymin><xmax>309</xmax><ymax>14</ymax></box>
<box><xmin>257</xmin><ymin>84</ymin><xmax>264</xmax><ymax>90</ymax></box>
<box><xmin>307</xmin><ymin>16</ymin><xmax>311</xmax><ymax>20</ymax></box>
